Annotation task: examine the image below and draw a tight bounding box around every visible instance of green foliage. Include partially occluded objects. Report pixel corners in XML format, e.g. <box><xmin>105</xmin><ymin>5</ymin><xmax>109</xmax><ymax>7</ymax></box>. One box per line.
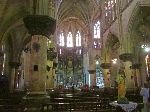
<box><xmin>117</xmin><ymin>97</ymin><xmax>129</xmax><ymax>104</ymax></box>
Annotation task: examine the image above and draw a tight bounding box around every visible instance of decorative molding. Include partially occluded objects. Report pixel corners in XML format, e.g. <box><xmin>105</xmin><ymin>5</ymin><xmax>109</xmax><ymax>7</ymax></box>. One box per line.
<box><xmin>119</xmin><ymin>53</ymin><xmax>133</xmax><ymax>62</ymax></box>
<box><xmin>100</xmin><ymin>63</ymin><xmax>111</xmax><ymax>69</ymax></box>
<box><xmin>23</xmin><ymin>15</ymin><xmax>56</xmax><ymax>37</ymax></box>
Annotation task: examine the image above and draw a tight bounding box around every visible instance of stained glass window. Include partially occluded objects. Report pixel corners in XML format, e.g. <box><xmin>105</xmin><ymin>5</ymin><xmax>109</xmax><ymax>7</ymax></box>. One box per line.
<box><xmin>105</xmin><ymin>0</ymin><xmax>116</xmax><ymax>21</ymax></box>
<box><xmin>94</xmin><ymin>21</ymin><xmax>100</xmax><ymax>39</ymax></box>
<box><xmin>93</xmin><ymin>41</ymin><xmax>101</xmax><ymax>49</ymax></box>
<box><xmin>76</xmin><ymin>31</ymin><xmax>81</xmax><ymax>47</ymax></box>
<box><xmin>59</xmin><ymin>31</ymin><xmax>65</xmax><ymax>46</ymax></box>
<box><xmin>67</xmin><ymin>32</ymin><xmax>73</xmax><ymax>47</ymax></box>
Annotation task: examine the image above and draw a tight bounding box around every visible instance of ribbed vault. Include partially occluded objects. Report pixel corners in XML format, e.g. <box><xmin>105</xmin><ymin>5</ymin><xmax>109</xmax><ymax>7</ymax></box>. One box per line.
<box><xmin>57</xmin><ymin>0</ymin><xmax>100</xmax><ymax>26</ymax></box>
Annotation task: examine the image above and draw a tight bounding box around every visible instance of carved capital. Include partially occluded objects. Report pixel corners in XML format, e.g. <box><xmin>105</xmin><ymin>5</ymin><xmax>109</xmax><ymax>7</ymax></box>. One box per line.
<box><xmin>23</xmin><ymin>15</ymin><xmax>56</xmax><ymax>38</ymax></box>
<box><xmin>119</xmin><ymin>53</ymin><xmax>133</xmax><ymax>62</ymax></box>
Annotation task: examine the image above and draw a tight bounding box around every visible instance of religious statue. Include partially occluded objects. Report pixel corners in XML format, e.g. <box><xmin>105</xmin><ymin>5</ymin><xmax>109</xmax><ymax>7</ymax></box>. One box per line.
<box><xmin>117</xmin><ymin>68</ymin><xmax>129</xmax><ymax>104</ymax></box>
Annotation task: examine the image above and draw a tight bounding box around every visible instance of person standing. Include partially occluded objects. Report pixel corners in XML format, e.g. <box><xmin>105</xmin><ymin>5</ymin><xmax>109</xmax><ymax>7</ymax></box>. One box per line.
<box><xmin>140</xmin><ymin>83</ymin><xmax>150</xmax><ymax>112</ymax></box>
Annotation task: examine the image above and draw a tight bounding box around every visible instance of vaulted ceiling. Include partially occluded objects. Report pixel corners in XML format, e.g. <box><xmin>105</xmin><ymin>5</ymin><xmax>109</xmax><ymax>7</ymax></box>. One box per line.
<box><xmin>57</xmin><ymin>0</ymin><xmax>100</xmax><ymax>26</ymax></box>
<box><xmin>0</xmin><ymin>0</ymin><xmax>29</xmax><ymax>43</ymax></box>
<box><xmin>0</xmin><ymin>0</ymin><xmax>101</xmax><ymax>45</ymax></box>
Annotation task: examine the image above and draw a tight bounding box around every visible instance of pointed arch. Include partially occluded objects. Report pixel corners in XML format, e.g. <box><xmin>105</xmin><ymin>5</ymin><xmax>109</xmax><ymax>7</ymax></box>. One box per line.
<box><xmin>67</xmin><ymin>32</ymin><xmax>73</xmax><ymax>47</ymax></box>
<box><xmin>76</xmin><ymin>31</ymin><xmax>81</xmax><ymax>47</ymax></box>
<box><xmin>94</xmin><ymin>21</ymin><xmax>101</xmax><ymax>39</ymax></box>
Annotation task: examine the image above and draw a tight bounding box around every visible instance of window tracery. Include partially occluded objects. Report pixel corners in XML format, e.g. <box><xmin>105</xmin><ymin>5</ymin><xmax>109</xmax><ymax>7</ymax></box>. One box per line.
<box><xmin>76</xmin><ymin>31</ymin><xmax>81</xmax><ymax>47</ymax></box>
<box><xmin>94</xmin><ymin>21</ymin><xmax>100</xmax><ymax>39</ymax></box>
<box><xmin>59</xmin><ymin>31</ymin><xmax>65</xmax><ymax>46</ymax></box>
<box><xmin>104</xmin><ymin>0</ymin><xmax>116</xmax><ymax>23</ymax></box>
<box><xmin>93</xmin><ymin>21</ymin><xmax>101</xmax><ymax>49</ymax></box>
<box><xmin>67</xmin><ymin>32</ymin><xmax>73</xmax><ymax>47</ymax></box>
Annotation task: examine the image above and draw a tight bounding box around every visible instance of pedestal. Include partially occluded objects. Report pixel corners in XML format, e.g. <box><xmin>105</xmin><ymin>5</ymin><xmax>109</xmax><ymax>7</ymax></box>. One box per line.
<box><xmin>22</xmin><ymin>92</ymin><xmax>50</xmax><ymax>111</ymax></box>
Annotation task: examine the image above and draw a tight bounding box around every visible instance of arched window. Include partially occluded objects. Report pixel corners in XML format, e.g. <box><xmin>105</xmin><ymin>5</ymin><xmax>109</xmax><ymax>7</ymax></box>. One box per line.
<box><xmin>67</xmin><ymin>32</ymin><xmax>73</xmax><ymax>47</ymax></box>
<box><xmin>94</xmin><ymin>21</ymin><xmax>100</xmax><ymax>39</ymax></box>
<box><xmin>76</xmin><ymin>31</ymin><xmax>81</xmax><ymax>47</ymax></box>
<box><xmin>59</xmin><ymin>31</ymin><xmax>64</xmax><ymax>46</ymax></box>
<box><xmin>105</xmin><ymin>0</ymin><xmax>116</xmax><ymax>21</ymax></box>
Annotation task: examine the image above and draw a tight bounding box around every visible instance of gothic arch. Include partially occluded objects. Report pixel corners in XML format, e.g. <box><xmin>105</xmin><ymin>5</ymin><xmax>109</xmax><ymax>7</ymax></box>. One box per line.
<box><xmin>103</xmin><ymin>32</ymin><xmax>120</xmax><ymax>62</ymax></box>
<box><xmin>127</xmin><ymin>3</ymin><xmax>141</xmax><ymax>35</ymax></box>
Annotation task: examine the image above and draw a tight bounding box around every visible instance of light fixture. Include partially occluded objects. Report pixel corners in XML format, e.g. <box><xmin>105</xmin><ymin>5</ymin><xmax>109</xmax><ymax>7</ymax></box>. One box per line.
<box><xmin>112</xmin><ymin>58</ymin><xmax>117</xmax><ymax>64</ymax></box>
<box><xmin>96</xmin><ymin>60</ymin><xmax>99</xmax><ymax>65</ymax></box>
<box><xmin>145</xmin><ymin>47</ymin><xmax>150</xmax><ymax>52</ymax></box>
<box><xmin>141</xmin><ymin>44</ymin><xmax>150</xmax><ymax>52</ymax></box>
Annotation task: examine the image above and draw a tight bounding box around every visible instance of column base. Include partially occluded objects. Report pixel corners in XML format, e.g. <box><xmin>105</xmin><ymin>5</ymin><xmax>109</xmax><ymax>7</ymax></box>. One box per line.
<box><xmin>22</xmin><ymin>92</ymin><xmax>50</xmax><ymax>111</ymax></box>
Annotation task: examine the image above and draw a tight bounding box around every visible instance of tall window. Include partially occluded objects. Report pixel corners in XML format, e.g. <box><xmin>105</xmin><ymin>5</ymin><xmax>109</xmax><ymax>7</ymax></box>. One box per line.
<box><xmin>94</xmin><ymin>21</ymin><xmax>100</xmax><ymax>39</ymax></box>
<box><xmin>76</xmin><ymin>31</ymin><xmax>81</xmax><ymax>47</ymax></box>
<box><xmin>105</xmin><ymin>0</ymin><xmax>116</xmax><ymax>21</ymax></box>
<box><xmin>59</xmin><ymin>31</ymin><xmax>65</xmax><ymax>46</ymax></box>
<box><xmin>67</xmin><ymin>32</ymin><xmax>73</xmax><ymax>47</ymax></box>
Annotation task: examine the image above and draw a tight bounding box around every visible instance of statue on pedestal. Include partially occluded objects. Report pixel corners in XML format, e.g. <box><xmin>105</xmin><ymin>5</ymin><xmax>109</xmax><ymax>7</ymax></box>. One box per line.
<box><xmin>117</xmin><ymin>68</ymin><xmax>129</xmax><ymax>104</ymax></box>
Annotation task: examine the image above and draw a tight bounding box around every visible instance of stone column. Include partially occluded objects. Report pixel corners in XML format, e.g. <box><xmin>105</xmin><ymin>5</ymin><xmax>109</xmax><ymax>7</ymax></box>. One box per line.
<box><xmin>88</xmin><ymin>60</ymin><xmax>96</xmax><ymax>87</ymax></box>
<box><xmin>46</xmin><ymin>39</ymin><xmax>57</xmax><ymax>89</ymax></box>
<box><xmin>9</xmin><ymin>62</ymin><xmax>21</xmax><ymax>92</ymax></box>
<box><xmin>100</xmin><ymin>63</ymin><xmax>111</xmax><ymax>87</ymax></box>
<box><xmin>52</xmin><ymin>67</ymin><xmax>56</xmax><ymax>88</ymax></box>
<box><xmin>119</xmin><ymin>53</ymin><xmax>134</xmax><ymax>89</ymax></box>
<box><xmin>46</xmin><ymin>67</ymin><xmax>56</xmax><ymax>89</ymax></box>
<box><xmin>130</xmin><ymin>63</ymin><xmax>142</xmax><ymax>87</ymax></box>
<box><xmin>10</xmin><ymin>68</ymin><xmax>15</xmax><ymax>92</ymax></box>
<box><xmin>23</xmin><ymin>15</ymin><xmax>56</xmax><ymax>93</ymax></box>
<box><xmin>28</xmin><ymin>35</ymin><xmax>47</xmax><ymax>93</ymax></box>
<box><xmin>124</xmin><ymin>61</ymin><xmax>134</xmax><ymax>89</ymax></box>
<box><xmin>88</xmin><ymin>70</ymin><xmax>96</xmax><ymax>87</ymax></box>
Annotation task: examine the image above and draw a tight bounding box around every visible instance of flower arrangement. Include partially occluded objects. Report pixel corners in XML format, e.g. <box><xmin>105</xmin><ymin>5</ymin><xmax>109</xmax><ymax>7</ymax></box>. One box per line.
<box><xmin>117</xmin><ymin>97</ymin><xmax>129</xmax><ymax>104</ymax></box>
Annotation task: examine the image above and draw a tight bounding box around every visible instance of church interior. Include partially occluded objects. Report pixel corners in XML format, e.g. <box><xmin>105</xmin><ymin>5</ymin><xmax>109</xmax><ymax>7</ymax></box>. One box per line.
<box><xmin>0</xmin><ymin>0</ymin><xmax>150</xmax><ymax>111</ymax></box>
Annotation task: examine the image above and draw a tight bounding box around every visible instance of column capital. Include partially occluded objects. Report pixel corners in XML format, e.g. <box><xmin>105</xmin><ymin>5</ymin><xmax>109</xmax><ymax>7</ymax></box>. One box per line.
<box><xmin>119</xmin><ymin>53</ymin><xmax>133</xmax><ymax>62</ymax></box>
<box><xmin>23</xmin><ymin>15</ymin><xmax>56</xmax><ymax>38</ymax></box>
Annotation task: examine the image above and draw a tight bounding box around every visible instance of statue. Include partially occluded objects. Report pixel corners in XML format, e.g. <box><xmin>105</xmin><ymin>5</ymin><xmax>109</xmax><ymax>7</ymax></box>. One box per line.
<box><xmin>117</xmin><ymin>68</ymin><xmax>129</xmax><ymax>104</ymax></box>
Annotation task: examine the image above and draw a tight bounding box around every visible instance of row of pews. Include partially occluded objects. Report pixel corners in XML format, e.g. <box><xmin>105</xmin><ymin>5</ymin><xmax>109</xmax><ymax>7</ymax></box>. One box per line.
<box><xmin>0</xmin><ymin>99</ymin><xmax>22</xmax><ymax>112</ymax></box>
<box><xmin>42</xmin><ymin>96</ymin><xmax>144</xmax><ymax>112</ymax></box>
<box><xmin>0</xmin><ymin>88</ymin><xmax>144</xmax><ymax>112</ymax></box>
<box><xmin>42</xmin><ymin>92</ymin><xmax>116</xmax><ymax>112</ymax></box>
